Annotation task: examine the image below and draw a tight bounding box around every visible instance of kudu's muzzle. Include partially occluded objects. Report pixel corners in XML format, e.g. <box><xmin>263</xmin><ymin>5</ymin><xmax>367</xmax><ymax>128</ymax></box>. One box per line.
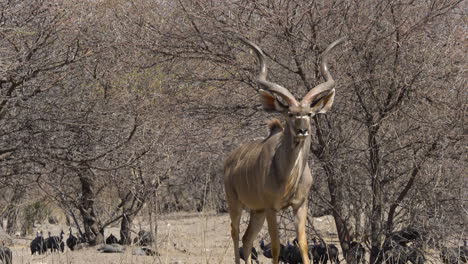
<box><xmin>293</xmin><ymin>116</ymin><xmax>310</xmax><ymax>139</ymax></box>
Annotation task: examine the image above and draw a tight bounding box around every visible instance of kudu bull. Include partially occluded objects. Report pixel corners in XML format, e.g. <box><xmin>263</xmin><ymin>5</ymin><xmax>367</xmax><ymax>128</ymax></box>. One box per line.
<box><xmin>224</xmin><ymin>37</ymin><xmax>345</xmax><ymax>264</ymax></box>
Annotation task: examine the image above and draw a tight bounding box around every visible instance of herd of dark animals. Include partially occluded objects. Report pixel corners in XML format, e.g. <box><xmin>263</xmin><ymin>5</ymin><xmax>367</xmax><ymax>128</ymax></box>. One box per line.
<box><xmin>377</xmin><ymin>228</ymin><xmax>465</xmax><ymax>264</ymax></box>
<box><xmin>30</xmin><ymin>230</ymin><xmax>65</xmax><ymax>255</ymax></box>
<box><xmin>255</xmin><ymin>237</ymin><xmax>340</xmax><ymax>264</ymax></box>
<box><xmin>0</xmin><ymin>226</ymin><xmax>466</xmax><ymax>263</ymax></box>
<box><xmin>237</xmin><ymin>227</ymin><xmax>467</xmax><ymax>264</ymax></box>
<box><xmin>27</xmin><ymin>227</ymin><xmax>156</xmax><ymax>258</ymax></box>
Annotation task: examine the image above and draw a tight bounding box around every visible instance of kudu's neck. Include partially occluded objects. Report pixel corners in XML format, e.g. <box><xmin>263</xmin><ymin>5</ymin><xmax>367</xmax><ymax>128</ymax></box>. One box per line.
<box><xmin>274</xmin><ymin>122</ymin><xmax>311</xmax><ymax>182</ymax></box>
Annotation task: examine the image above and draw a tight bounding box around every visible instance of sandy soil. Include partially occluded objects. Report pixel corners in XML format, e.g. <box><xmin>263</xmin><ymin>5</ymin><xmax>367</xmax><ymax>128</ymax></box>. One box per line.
<box><xmin>8</xmin><ymin>212</ymin><xmax>342</xmax><ymax>264</ymax></box>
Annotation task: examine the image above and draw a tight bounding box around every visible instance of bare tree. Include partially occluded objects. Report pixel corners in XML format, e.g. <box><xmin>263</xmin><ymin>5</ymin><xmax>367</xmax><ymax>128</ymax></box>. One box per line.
<box><xmin>0</xmin><ymin>0</ymin><xmax>82</xmax><ymax>235</ymax></box>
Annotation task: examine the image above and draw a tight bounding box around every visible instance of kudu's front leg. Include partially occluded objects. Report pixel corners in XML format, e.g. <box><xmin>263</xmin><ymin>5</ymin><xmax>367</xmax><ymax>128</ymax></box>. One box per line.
<box><xmin>266</xmin><ymin>209</ymin><xmax>281</xmax><ymax>264</ymax></box>
<box><xmin>295</xmin><ymin>202</ymin><xmax>311</xmax><ymax>264</ymax></box>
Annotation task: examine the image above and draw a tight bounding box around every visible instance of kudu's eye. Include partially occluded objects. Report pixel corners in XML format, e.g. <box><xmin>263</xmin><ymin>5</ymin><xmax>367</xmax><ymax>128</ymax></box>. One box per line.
<box><xmin>288</xmin><ymin>112</ymin><xmax>294</xmax><ymax>117</ymax></box>
<box><xmin>307</xmin><ymin>113</ymin><xmax>313</xmax><ymax>117</ymax></box>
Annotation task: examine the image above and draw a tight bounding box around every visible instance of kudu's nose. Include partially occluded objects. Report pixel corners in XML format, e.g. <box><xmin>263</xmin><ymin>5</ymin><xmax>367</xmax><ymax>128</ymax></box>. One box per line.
<box><xmin>298</xmin><ymin>128</ymin><xmax>308</xmax><ymax>135</ymax></box>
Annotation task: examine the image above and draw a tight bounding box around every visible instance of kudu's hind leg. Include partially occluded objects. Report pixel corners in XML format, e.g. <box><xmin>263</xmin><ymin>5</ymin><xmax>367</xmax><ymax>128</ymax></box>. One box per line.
<box><xmin>242</xmin><ymin>210</ymin><xmax>266</xmax><ymax>264</ymax></box>
<box><xmin>228</xmin><ymin>201</ymin><xmax>242</xmax><ymax>264</ymax></box>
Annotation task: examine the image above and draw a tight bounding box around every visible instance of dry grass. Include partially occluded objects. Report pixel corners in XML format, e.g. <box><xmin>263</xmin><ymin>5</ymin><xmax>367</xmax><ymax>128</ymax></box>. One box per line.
<box><xmin>10</xmin><ymin>212</ymin><xmax>342</xmax><ymax>263</ymax></box>
<box><xmin>11</xmin><ymin>212</ymin><xmax>238</xmax><ymax>264</ymax></box>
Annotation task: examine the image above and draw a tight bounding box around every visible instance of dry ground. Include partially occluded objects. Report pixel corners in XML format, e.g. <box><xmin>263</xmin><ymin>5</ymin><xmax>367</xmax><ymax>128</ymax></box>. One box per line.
<box><xmin>8</xmin><ymin>212</ymin><xmax>442</xmax><ymax>264</ymax></box>
<box><xmin>8</xmin><ymin>212</ymin><xmax>339</xmax><ymax>264</ymax></box>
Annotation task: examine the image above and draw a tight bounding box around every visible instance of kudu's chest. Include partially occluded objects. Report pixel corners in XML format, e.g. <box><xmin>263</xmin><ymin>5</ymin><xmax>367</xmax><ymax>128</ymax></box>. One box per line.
<box><xmin>270</xmin><ymin>153</ymin><xmax>312</xmax><ymax>210</ymax></box>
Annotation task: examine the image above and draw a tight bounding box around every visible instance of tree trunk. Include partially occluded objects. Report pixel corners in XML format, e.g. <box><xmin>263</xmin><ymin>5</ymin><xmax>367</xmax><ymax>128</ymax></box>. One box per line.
<box><xmin>149</xmin><ymin>194</ymin><xmax>158</xmax><ymax>250</ymax></box>
<box><xmin>323</xmin><ymin>162</ymin><xmax>352</xmax><ymax>248</ymax></box>
<box><xmin>119</xmin><ymin>189</ymin><xmax>145</xmax><ymax>245</ymax></box>
<box><xmin>6</xmin><ymin>208</ymin><xmax>18</xmax><ymax>236</ymax></box>
<box><xmin>368</xmin><ymin>125</ymin><xmax>384</xmax><ymax>264</ymax></box>
<box><xmin>78</xmin><ymin>172</ymin><xmax>104</xmax><ymax>245</ymax></box>
<box><xmin>120</xmin><ymin>213</ymin><xmax>134</xmax><ymax>245</ymax></box>
<box><xmin>6</xmin><ymin>188</ymin><xmax>22</xmax><ymax>235</ymax></box>
<box><xmin>69</xmin><ymin>209</ymin><xmax>85</xmax><ymax>239</ymax></box>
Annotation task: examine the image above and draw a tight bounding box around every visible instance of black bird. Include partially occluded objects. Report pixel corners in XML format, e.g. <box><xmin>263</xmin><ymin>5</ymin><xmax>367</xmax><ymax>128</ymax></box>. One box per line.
<box><xmin>239</xmin><ymin>246</ymin><xmax>259</xmax><ymax>263</ymax></box>
<box><xmin>307</xmin><ymin>237</ymin><xmax>340</xmax><ymax>264</ymax></box>
<box><xmin>389</xmin><ymin>227</ymin><xmax>425</xmax><ymax>247</ymax></box>
<box><xmin>66</xmin><ymin>228</ymin><xmax>78</xmax><ymax>251</ymax></box>
<box><xmin>260</xmin><ymin>238</ymin><xmax>287</xmax><ymax>262</ymax></box>
<box><xmin>30</xmin><ymin>231</ymin><xmax>46</xmax><ymax>255</ymax></box>
<box><xmin>106</xmin><ymin>233</ymin><xmax>119</xmax><ymax>244</ymax></box>
<box><xmin>327</xmin><ymin>244</ymin><xmax>340</xmax><ymax>264</ymax></box>
<box><xmin>343</xmin><ymin>241</ymin><xmax>366</xmax><ymax>264</ymax></box>
<box><xmin>284</xmin><ymin>240</ymin><xmax>303</xmax><ymax>264</ymax></box>
<box><xmin>0</xmin><ymin>246</ymin><xmax>12</xmax><ymax>264</ymax></box>
<box><xmin>60</xmin><ymin>240</ymin><xmax>65</xmax><ymax>252</ymax></box>
<box><xmin>311</xmin><ymin>238</ymin><xmax>329</xmax><ymax>264</ymax></box>
<box><xmin>45</xmin><ymin>230</ymin><xmax>65</xmax><ymax>253</ymax></box>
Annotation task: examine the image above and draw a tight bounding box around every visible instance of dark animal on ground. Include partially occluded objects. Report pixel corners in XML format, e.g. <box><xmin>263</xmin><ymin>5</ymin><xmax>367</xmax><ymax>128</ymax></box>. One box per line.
<box><xmin>239</xmin><ymin>246</ymin><xmax>259</xmax><ymax>263</ymax></box>
<box><xmin>260</xmin><ymin>238</ymin><xmax>288</xmax><ymax>263</ymax></box>
<box><xmin>45</xmin><ymin>230</ymin><xmax>65</xmax><ymax>253</ymax></box>
<box><xmin>0</xmin><ymin>246</ymin><xmax>12</xmax><ymax>264</ymax></box>
<box><xmin>389</xmin><ymin>227</ymin><xmax>425</xmax><ymax>247</ymax></box>
<box><xmin>60</xmin><ymin>240</ymin><xmax>65</xmax><ymax>252</ymax></box>
<box><xmin>327</xmin><ymin>244</ymin><xmax>340</xmax><ymax>264</ymax></box>
<box><xmin>98</xmin><ymin>244</ymin><xmax>125</xmax><ymax>253</ymax></box>
<box><xmin>30</xmin><ymin>232</ymin><xmax>46</xmax><ymax>255</ymax></box>
<box><xmin>284</xmin><ymin>240</ymin><xmax>303</xmax><ymax>264</ymax></box>
<box><xmin>377</xmin><ymin>235</ymin><xmax>427</xmax><ymax>264</ymax></box>
<box><xmin>310</xmin><ymin>237</ymin><xmax>339</xmax><ymax>264</ymax></box>
<box><xmin>343</xmin><ymin>241</ymin><xmax>366</xmax><ymax>264</ymax></box>
<box><xmin>133</xmin><ymin>230</ymin><xmax>153</xmax><ymax>246</ymax></box>
<box><xmin>66</xmin><ymin>228</ymin><xmax>78</xmax><ymax>251</ymax></box>
<box><xmin>106</xmin><ymin>233</ymin><xmax>119</xmax><ymax>245</ymax></box>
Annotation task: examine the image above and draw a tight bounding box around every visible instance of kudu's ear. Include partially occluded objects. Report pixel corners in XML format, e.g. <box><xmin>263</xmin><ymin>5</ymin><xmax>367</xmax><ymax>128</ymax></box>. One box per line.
<box><xmin>311</xmin><ymin>89</ymin><xmax>335</xmax><ymax>114</ymax></box>
<box><xmin>259</xmin><ymin>89</ymin><xmax>288</xmax><ymax>113</ymax></box>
